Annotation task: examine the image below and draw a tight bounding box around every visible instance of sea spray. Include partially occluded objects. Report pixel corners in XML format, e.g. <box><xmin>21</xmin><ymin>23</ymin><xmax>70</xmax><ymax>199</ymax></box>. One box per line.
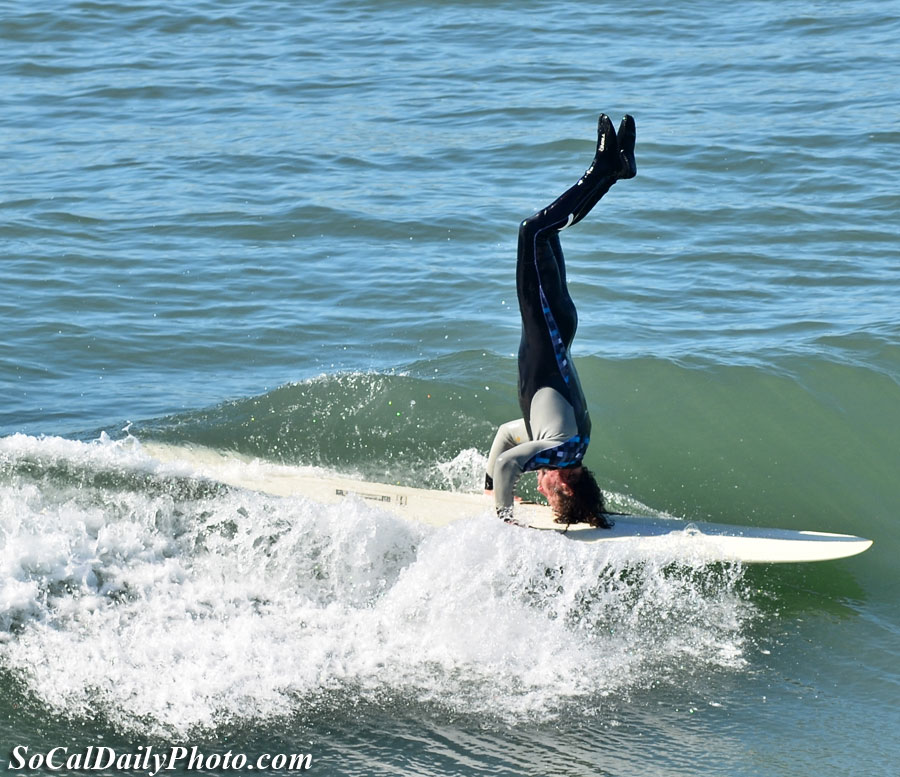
<box><xmin>1</xmin><ymin>434</ymin><xmax>752</xmax><ymax>737</ymax></box>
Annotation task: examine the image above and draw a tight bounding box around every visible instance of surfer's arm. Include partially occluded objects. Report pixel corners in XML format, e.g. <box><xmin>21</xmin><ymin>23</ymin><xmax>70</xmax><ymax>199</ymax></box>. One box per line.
<box><xmin>490</xmin><ymin>437</ymin><xmax>571</xmax><ymax>517</ymax></box>
<box><xmin>484</xmin><ymin>419</ymin><xmax>529</xmax><ymax>493</ymax></box>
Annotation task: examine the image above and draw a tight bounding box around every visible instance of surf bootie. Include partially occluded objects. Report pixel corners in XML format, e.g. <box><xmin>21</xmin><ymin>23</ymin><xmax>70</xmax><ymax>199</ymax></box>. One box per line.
<box><xmin>582</xmin><ymin>113</ymin><xmax>637</xmax><ymax>181</ymax></box>
<box><xmin>577</xmin><ymin>114</ymin><xmax>637</xmax><ymax>187</ymax></box>
<box><xmin>557</xmin><ymin>113</ymin><xmax>636</xmax><ymax>227</ymax></box>
<box><xmin>527</xmin><ymin>112</ymin><xmax>637</xmax><ymax>232</ymax></box>
<box><xmin>581</xmin><ymin>113</ymin><xmax>621</xmax><ymax>180</ymax></box>
<box><xmin>616</xmin><ymin>114</ymin><xmax>637</xmax><ymax>179</ymax></box>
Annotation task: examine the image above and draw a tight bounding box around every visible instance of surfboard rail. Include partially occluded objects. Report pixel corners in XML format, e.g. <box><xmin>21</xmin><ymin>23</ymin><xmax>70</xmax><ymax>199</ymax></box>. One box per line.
<box><xmin>142</xmin><ymin>442</ymin><xmax>873</xmax><ymax>564</ymax></box>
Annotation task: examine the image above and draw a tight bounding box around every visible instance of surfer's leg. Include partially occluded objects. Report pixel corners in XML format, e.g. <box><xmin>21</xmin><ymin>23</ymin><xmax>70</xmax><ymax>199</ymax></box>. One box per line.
<box><xmin>518</xmin><ymin>219</ymin><xmax>578</xmax><ymax>338</ymax></box>
<box><xmin>530</xmin><ymin>113</ymin><xmax>636</xmax><ymax>235</ymax></box>
<box><xmin>515</xmin><ymin>206</ymin><xmax>582</xmax><ymax>434</ymax></box>
<box><xmin>516</xmin><ymin>114</ymin><xmax>636</xmax><ymax>351</ymax></box>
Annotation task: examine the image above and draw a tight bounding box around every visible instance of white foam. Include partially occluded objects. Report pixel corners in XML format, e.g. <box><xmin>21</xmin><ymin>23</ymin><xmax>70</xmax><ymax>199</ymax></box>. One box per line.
<box><xmin>0</xmin><ymin>434</ymin><xmax>752</xmax><ymax>737</ymax></box>
<box><xmin>434</xmin><ymin>447</ymin><xmax>487</xmax><ymax>492</ymax></box>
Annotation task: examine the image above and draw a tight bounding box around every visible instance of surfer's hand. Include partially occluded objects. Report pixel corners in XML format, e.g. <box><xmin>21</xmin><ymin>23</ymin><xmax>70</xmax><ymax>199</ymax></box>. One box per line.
<box><xmin>497</xmin><ymin>506</ymin><xmax>527</xmax><ymax>528</ymax></box>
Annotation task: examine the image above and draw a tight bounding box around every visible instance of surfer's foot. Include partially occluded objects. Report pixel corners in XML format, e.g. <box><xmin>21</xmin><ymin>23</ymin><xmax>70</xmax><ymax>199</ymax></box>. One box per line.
<box><xmin>584</xmin><ymin>114</ymin><xmax>620</xmax><ymax>178</ymax></box>
<box><xmin>584</xmin><ymin>114</ymin><xmax>636</xmax><ymax>182</ymax></box>
<box><xmin>616</xmin><ymin>114</ymin><xmax>637</xmax><ymax>179</ymax></box>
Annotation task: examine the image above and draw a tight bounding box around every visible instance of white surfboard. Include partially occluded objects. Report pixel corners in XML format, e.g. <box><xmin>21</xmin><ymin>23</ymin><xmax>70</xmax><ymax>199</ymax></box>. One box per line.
<box><xmin>142</xmin><ymin>442</ymin><xmax>872</xmax><ymax>564</ymax></box>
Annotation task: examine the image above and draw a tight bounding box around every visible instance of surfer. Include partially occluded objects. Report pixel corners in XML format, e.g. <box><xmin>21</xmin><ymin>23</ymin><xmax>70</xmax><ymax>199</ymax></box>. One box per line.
<box><xmin>484</xmin><ymin>113</ymin><xmax>636</xmax><ymax>526</ymax></box>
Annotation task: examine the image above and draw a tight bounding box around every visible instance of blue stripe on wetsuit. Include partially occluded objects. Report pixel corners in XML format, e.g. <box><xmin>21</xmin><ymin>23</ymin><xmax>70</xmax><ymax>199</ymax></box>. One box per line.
<box><xmin>523</xmin><ymin>434</ymin><xmax>590</xmax><ymax>471</ymax></box>
<box><xmin>538</xmin><ymin>284</ymin><xmax>572</xmax><ymax>386</ymax></box>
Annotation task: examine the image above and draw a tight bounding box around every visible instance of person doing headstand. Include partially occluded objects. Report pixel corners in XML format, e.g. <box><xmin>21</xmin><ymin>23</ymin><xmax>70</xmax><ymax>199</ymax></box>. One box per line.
<box><xmin>484</xmin><ymin>113</ymin><xmax>636</xmax><ymax>526</ymax></box>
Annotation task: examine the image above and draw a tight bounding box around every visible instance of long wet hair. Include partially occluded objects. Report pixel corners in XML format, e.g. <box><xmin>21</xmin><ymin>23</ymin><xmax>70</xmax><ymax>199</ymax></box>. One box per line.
<box><xmin>553</xmin><ymin>467</ymin><xmax>611</xmax><ymax>528</ymax></box>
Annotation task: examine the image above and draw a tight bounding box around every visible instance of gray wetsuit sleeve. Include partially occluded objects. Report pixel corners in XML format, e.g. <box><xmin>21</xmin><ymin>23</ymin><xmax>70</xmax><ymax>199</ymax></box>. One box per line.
<box><xmin>486</xmin><ymin>388</ymin><xmax>579</xmax><ymax>514</ymax></box>
<box><xmin>485</xmin><ymin>418</ymin><xmax>529</xmax><ymax>488</ymax></box>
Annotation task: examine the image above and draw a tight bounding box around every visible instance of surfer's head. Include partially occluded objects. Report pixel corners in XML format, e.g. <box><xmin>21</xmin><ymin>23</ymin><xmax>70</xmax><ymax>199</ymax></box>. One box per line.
<box><xmin>538</xmin><ymin>466</ymin><xmax>610</xmax><ymax>528</ymax></box>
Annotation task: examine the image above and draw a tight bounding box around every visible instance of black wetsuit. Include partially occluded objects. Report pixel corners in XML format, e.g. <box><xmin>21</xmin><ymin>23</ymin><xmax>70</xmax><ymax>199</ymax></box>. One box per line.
<box><xmin>485</xmin><ymin>114</ymin><xmax>635</xmax><ymax>515</ymax></box>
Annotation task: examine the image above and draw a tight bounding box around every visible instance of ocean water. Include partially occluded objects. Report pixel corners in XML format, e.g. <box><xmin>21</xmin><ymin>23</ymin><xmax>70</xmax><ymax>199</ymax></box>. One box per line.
<box><xmin>2</xmin><ymin>0</ymin><xmax>899</xmax><ymax>774</ymax></box>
